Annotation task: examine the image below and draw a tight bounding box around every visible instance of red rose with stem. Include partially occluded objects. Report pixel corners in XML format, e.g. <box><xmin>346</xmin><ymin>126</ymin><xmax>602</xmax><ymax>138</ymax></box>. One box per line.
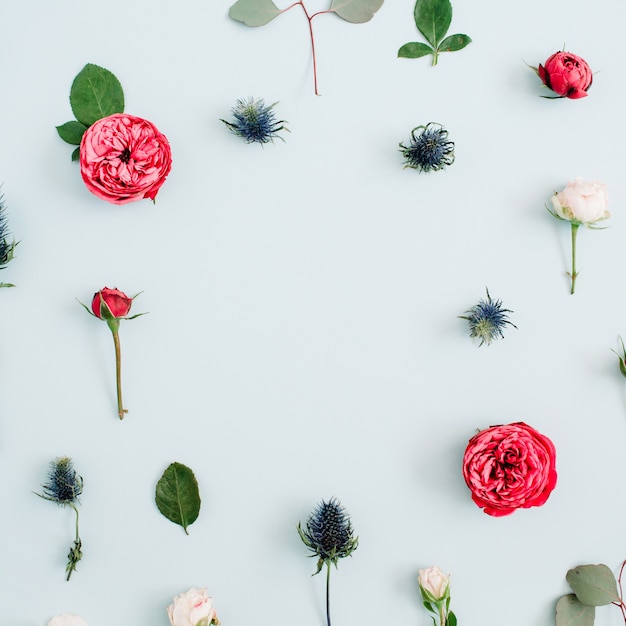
<box><xmin>535</xmin><ymin>51</ymin><xmax>592</xmax><ymax>99</ymax></box>
<box><xmin>80</xmin><ymin>287</ymin><xmax>146</xmax><ymax>420</ymax></box>
<box><xmin>462</xmin><ymin>422</ymin><xmax>557</xmax><ymax>516</ymax></box>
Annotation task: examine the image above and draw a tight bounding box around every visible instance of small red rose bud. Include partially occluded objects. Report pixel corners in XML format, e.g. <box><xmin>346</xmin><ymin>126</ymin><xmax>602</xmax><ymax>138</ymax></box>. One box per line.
<box><xmin>91</xmin><ymin>287</ymin><xmax>133</xmax><ymax>320</ymax></box>
<box><xmin>535</xmin><ymin>51</ymin><xmax>592</xmax><ymax>99</ymax></box>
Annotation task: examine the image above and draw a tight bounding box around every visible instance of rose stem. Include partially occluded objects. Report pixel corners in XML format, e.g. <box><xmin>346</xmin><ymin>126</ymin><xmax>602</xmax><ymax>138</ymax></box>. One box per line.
<box><xmin>111</xmin><ymin>329</ymin><xmax>127</xmax><ymax>419</ymax></box>
<box><xmin>439</xmin><ymin>602</ymin><xmax>447</xmax><ymax>626</ymax></box>
<box><xmin>569</xmin><ymin>222</ymin><xmax>580</xmax><ymax>295</ymax></box>
<box><xmin>326</xmin><ymin>560</ymin><xmax>332</xmax><ymax>626</ymax></box>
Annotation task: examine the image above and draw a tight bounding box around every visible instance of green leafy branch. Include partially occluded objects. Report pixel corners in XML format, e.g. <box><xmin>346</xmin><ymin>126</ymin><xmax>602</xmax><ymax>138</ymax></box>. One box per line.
<box><xmin>56</xmin><ymin>63</ymin><xmax>125</xmax><ymax>161</ymax></box>
<box><xmin>398</xmin><ymin>0</ymin><xmax>471</xmax><ymax>67</ymax></box>
<box><xmin>229</xmin><ymin>0</ymin><xmax>384</xmax><ymax>95</ymax></box>
<box><xmin>556</xmin><ymin>562</ymin><xmax>626</xmax><ymax>626</ymax></box>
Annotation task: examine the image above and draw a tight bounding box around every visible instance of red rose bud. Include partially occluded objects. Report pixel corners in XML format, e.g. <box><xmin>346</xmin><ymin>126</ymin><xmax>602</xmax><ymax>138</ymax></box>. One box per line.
<box><xmin>537</xmin><ymin>51</ymin><xmax>592</xmax><ymax>99</ymax></box>
<box><xmin>91</xmin><ymin>287</ymin><xmax>133</xmax><ymax>320</ymax></box>
<box><xmin>462</xmin><ymin>422</ymin><xmax>557</xmax><ymax>516</ymax></box>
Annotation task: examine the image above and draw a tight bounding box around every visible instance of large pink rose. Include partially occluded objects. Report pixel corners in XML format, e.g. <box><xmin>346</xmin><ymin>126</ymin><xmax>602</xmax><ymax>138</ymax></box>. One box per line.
<box><xmin>79</xmin><ymin>113</ymin><xmax>172</xmax><ymax>205</ymax></box>
<box><xmin>462</xmin><ymin>422</ymin><xmax>557</xmax><ymax>517</ymax></box>
<box><xmin>538</xmin><ymin>51</ymin><xmax>592</xmax><ymax>99</ymax></box>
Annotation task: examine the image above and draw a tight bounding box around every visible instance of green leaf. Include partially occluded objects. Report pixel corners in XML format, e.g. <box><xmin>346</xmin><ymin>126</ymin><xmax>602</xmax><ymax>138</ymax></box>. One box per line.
<box><xmin>56</xmin><ymin>121</ymin><xmax>88</xmax><ymax>146</ymax></box>
<box><xmin>71</xmin><ymin>147</ymin><xmax>80</xmax><ymax>162</ymax></box>
<box><xmin>330</xmin><ymin>0</ymin><xmax>384</xmax><ymax>23</ymax></box>
<box><xmin>229</xmin><ymin>0</ymin><xmax>282</xmax><ymax>26</ymax></box>
<box><xmin>398</xmin><ymin>41</ymin><xmax>433</xmax><ymax>58</ymax></box>
<box><xmin>414</xmin><ymin>0</ymin><xmax>452</xmax><ymax>48</ymax></box>
<box><xmin>566</xmin><ymin>564</ymin><xmax>619</xmax><ymax>606</ymax></box>
<box><xmin>438</xmin><ymin>33</ymin><xmax>471</xmax><ymax>52</ymax></box>
<box><xmin>155</xmin><ymin>462</ymin><xmax>201</xmax><ymax>535</ymax></box>
<box><xmin>69</xmin><ymin>63</ymin><xmax>125</xmax><ymax>127</ymax></box>
<box><xmin>556</xmin><ymin>594</ymin><xmax>596</xmax><ymax>626</ymax></box>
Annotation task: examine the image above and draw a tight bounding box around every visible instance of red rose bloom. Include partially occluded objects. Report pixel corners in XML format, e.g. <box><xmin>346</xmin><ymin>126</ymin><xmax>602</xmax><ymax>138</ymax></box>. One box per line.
<box><xmin>537</xmin><ymin>51</ymin><xmax>592</xmax><ymax>99</ymax></box>
<box><xmin>80</xmin><ymin>113</ymin><xmax>172</xmax><ymax>205</ymax></box>
<box><xmin>91</xmin><ymin>287</ymin><xmax>133</xmax><ymax>319</ymax></box>
<box><xmin>462</xmin><ymin>422</ymin><xmax>557</xmax><ymax>517</ymax></box>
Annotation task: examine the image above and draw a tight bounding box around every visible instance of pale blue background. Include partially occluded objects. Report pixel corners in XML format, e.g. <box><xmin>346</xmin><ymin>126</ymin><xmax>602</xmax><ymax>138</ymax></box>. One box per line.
<box><xmin>1</xmin><ymin>0</ymin><xmax>625</xmax><ymax>625</ymax></box>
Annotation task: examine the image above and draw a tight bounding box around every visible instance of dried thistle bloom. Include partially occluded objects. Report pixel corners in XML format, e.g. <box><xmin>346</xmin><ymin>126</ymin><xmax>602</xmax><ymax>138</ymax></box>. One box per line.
<box><xmin>36</xmin><ymin>457</ymin><xmax>84</xmax><ymax>580</ymax></box>
<box><xmin>399</xmin><ymin>122</ymin><xmax>455</xmax><ymax>172</ymax></box>
<box><xmin>459</xmin><ymin>288</ymin><xmax>516</xmax><ymax>346</ymax></box>
<box><xmin>221</xmin><ymin>97</ymin><xmax>288</xmax><ymax>144</ymax></box>
<box><xmin>0</xmin><ymin>191</ymin><xmax>17</xmax><ymax>288</ymax></box>
<box><xmin>298</xmin><ymin>497</ymin><xmax>358</xmax><ymax>626</ymax></box>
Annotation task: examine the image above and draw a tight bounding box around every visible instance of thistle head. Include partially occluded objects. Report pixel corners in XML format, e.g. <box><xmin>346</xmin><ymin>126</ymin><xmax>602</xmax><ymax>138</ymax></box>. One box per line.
<box><xmin>399</xmin><ymin>123</ymin><xmax>455</xmax><ymax>172</ymax></box>
<box><xmin>0</xmin><ymin>192</ymin><xmax>16</xmax><ymax>274</ymax></box>
<box><xmin>221</xmin><ymin>97</ymin><xmax>288</xmax><ymax>144</ymax></box>
<box><xmin>298</xmin><ymin>497</ymin><xmax>358</xmax><ymax>574</ymax></box>
<box><xmin>38</xmin><ymin>457</ymin><xmax>83</xmax><ymax>505</ymax></box>
<box><xmin>460</xmin><ymin>288</ymin><xmax>516</xmax><ymax>346</ymax></box>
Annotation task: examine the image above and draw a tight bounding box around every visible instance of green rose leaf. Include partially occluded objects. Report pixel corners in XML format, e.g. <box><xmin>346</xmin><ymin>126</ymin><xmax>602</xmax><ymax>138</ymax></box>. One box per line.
<box><xmin>155</xmin><ymin>462</ymin><xmax>201</xmax><ymax>535</ymax></box>
<box><xmin>398</xmin><ymin>41</ymin><xmax>433</xmax><ymax>58</ymax></box>
<box><xmin>229</xmin><ymin>0</ymin><xmax>282</xmax><ymax>26</ymax></box>
<box><xmin>56</xmin><ymin>120</ymin><xmax>88</xmax><ymax>146</ymax></box>
<box><xmin>439</xmin><ymin>33</ymin><xmax>471</xmax><ymax>52</ymax></box>
<box><xmin>329</xmin><ymin>0</ymin><xmax>384</xmax><ymax>23</ymax></box>
<box><xmin>556</xmin><ymin>594</ymin><xmax>596</xmax><ymax>626</ymax></box>
<box><xmin>71</xmin><ymin>147</ymin><xmax>80</xmax><ymax>162</ymax></box>
<box><xmin>414</xmin><ymin>0</ymin><xmax>452</xmax><ymax>48</ymax></box>
<box><xmin>447</xmin><ymin>611</ymin><xmax>457</xmax><ymax>626</ymax></box>
<box><xmin>70</xmin><ymin>63</ymin><xmax>125</xmax><ymax>127</ymax></box>
<box><xmin>566</xmin><ymin>564</ymin><xmax>619</xmax><ymax>606</ymax></box>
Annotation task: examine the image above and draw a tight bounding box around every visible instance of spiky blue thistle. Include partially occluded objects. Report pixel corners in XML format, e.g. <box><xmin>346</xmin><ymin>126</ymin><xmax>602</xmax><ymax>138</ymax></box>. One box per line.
<box><xmin>36</xmin><ymin>457</ymin><xmax>84</xmax><ymax>580</ymax></box>
<box><xmin>221</xmin><ymin>97</ymin><xmax>288</xmax><ymax>144</ymax></box>
<box><xmin>399</xmin><ymin>122</ymin><xmax>455</xmax><ymax>172</ymax></box>
<box><xmin>460</xmin><ymin>288</ymin><xmax>516</xmax><ymax>346</ymax></box>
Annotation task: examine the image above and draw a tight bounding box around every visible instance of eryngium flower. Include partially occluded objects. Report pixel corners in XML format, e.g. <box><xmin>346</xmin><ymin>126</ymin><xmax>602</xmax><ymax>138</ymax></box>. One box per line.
<box><xmin>399</xmin><ymin>123</ymin><xmax>455</xmax><ymax>172</ymax></box>
<box><xmin>221</xmin><ymin>97</ymin><xmax>288</xmax><ymax>144</ymax></box>
<box><xmin>298</xmin><ymin>497</ymin><xmax>358</xmax><ymax>574</ymax></box>
<box><xmin>39</xmin><ymin>457</ymin><xmax>83</xmax><ymax>504</ymax></box>
<box><xmin>0</xmin><ymin>192</ymin><xmax>17</xmax><ymax>286</ymax></box>
<box><xmin>459</xmin><ymin>288</ymin><xmax>516</xmax><ymax>346</ymax></box>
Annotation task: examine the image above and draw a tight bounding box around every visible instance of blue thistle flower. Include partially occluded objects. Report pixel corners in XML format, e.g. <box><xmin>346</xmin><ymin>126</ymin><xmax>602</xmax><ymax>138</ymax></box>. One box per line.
<box><xmin>459</xmin><ymin>288</ymin><xmax>516</xmax><ymax>346</ymax></box>
<box><xmin>298</xmin><ymin>498</ymin><xmax>358</xmax><ymax>626</ymax></box>
<box><xmin>399</xmin><ymin>122</ymin><xmax>455</xmax><ymax>172</ymax></box>
<box><xmin>221</xmin><ymin>97</ymin><xmax>288</xmax><ymax>144</ymax></box>
<box><xmin>36</xmin><ymin>457</ymin><xmax>84</xmax><ymax>580</ymax></box>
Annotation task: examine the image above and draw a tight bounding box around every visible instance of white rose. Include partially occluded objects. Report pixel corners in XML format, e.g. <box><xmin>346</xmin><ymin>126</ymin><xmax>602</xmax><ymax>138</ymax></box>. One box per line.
<box><xmin>167</xmin><ymin>588</ymin><xmax>219</xmax><ymax>626</ymax></box>
<box><xmin>551</xmin><ymin>178</ymin><xmax>609</xmax><ymax>225</ymax></box>
<box><xmin>48</xmin><ymin>614</ymin><xmax>89</xmax><ymax>626</ymax></box>
<box><xmin>418</xmin><ymin>566</ymin><xmax>450</xmax><ymax>602</ymax></box>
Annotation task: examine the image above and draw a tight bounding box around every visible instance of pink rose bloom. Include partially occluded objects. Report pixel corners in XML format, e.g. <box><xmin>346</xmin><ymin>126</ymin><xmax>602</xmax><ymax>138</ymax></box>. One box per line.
<box><xmin>551</xmin><ymin>178</ymin><xmax>609</xmax><ymax>226</ymax></box>
<box><xmin>462</xmin><ymin>422</ymin><xmax>557</xmax><ymax>517</ymax></box>
<box><xmin>537</xmin><ymin>51</ymin><xmax>592</xmax><ymax>99</ymax></box>
<box><xmin>167</xmin><ymin>588</ymin><xmax>220</xmax><ymax>626</ymax></box>
<box><xmin>79</xmin><ymin>113</ymin><xmax>172</xmax><ymax>205</ymax></box>
<box><xmin>91</xmin><ymin>287</ymin><xmax>133</xmax><ymax>319</ymax></box>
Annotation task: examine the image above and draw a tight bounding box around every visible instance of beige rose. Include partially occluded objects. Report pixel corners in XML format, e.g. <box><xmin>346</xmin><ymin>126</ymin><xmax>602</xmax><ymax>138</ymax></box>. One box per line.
<box><xmin>418</xmin><ymin>566</ymin><xmax>450</xmax><ymax>602</ymax></box>
<box><xmin>48</xmin><ymin>614</ymin><xmax>89</xmax><ymax>626</ymax></box>
<box><xmin>551</xmin><ymin>178</ymin><xmax>609</xmax><ymax>225</ymax></box>
<box><xmin>167</xmin><ymin>588</ymin><xmax>219</xmax><ymax>626</ymax></box>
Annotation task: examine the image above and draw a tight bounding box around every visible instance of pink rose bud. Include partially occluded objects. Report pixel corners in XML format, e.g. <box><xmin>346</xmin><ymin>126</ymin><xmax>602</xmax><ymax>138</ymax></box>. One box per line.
<box><xmin>80</xmin><ymin>113</ymin><xmax>172</xmax><ymax>205</ymax></box>
<box><xmin>418</xmin><ymin>566</ymin><xmax>450</xmax><ymax>603</ymax></box>
<box><xmin>91</xmin><ymin>287</ymin><xmax>133</xmax><ymax>319</ymax></box>
<box><xmin>537</xmin><ymin>51</ymin><xmax>592</xmax><ymax>99</ymax></box>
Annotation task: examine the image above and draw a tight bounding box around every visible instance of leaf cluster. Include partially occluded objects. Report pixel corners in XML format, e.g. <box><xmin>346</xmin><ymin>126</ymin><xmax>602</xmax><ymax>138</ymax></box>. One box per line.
<box><xmin>398</xmin><ymin>0</ymin><xmax>471</xmax><ymax>66</ymax></box>
<box><xmin>422</xmin><ymin>596</ymin><xmax>457</xmax><ymax>626</ymax></box>
<box><xmin>56</xmin><ymin>63</ymin><xmax>125</xmax><ymax>161</ymax></box>
<box><xmin>556</xmin><ymin>564</ymin><xmax>622</xmax><ymax>626</ymax></box>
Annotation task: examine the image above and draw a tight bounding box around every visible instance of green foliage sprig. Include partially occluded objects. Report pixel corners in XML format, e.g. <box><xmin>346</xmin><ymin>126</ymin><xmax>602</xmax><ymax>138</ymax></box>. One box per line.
<box><xmin>229</xmin><ymin>0</ymin><xmax>384</xmax><ymax>95</ymax></box>
<box><xmin>398</xmin><ymin>0</ymin><xmax>471</xmax><ymax>66</ymax></box>
<box><xmin>56</xmin><ymin>63</ymin><xmax>125</xmax><ymax>161</ymax></box>
<box><xmin>556</xmin><ymin>562</ymin><xmax>626</xmax><ymax>626</ymax></box>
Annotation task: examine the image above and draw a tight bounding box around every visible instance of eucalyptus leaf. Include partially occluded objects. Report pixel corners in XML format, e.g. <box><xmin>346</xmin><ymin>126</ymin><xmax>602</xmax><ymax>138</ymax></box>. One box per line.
<box><xmin>229</xmin><ymin>0</ymin><xmax>282</xmax><ymax>26</ymax></box>
<box><xmin>398</xmin><ymin>42</ymin><xmax>433</xmax><ymax>58</ymax></box>
<box><xmin>566</xmin><ymin>564</ymin><xmax>619</xmax><ymax>606</ymax></box>
<box><xmin>155</xmin><ymin>462</ymin><xmax>201</xmax><ymax>535</ymax></box>
<box><xmin>556</xmin><ymin>594</ymin><xmax>596</xmax><ymax>626</ymax></box>
<box><xmin>69</xmin><ymin>63</ymin><xmax>125</xmax><ymax>127</ymax></box>
<box><xmin>330</xmin><ymin>0</ymin><xmax>384</xmax><ymax>23</ymax></box>
<box><xmin>439</xmin><ymin>33</ymin><xmax>471</xmax><ymax>52</ymax></box>
<box><xmin>56</xmin><ymin>121</ymin><xmax>88</xmax><ymax>145</ymax></box>
<box><xmin>414</xmin><ymin>0</ymin><xmax>452</xmax><ymax>48</ymax></box>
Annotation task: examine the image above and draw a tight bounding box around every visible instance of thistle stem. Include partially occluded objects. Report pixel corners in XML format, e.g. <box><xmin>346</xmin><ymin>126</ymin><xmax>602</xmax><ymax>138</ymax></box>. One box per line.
<box><xmin>111</xmin><ymin>329</ymin><xmax>127</xmax><ymax>419</ymax></box>
<box><xmin>326</xmin><ymin>561</ymin><xmax>332</xmax><ymax>626</ymax></box>
<box><xmin>569</xmin><ymin>222</ymin><xmax>580</xmax><ymax>295</ymax></box>
<box><xmin>67</xmin><ymin>503</ymin><xmax>81</xmax><ymax>581</ymax></box>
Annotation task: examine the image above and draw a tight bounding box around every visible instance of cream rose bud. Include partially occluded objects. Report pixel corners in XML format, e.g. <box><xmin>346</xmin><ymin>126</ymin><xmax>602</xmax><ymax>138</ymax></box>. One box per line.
<box><xmin>167</xmin><ymin>588</ymin><xmax>220</xmax><ymax>626</ymax></box>
<box><xmin>48</xmin><ymin>614</ymin><xmax>89</xmax><ymax>626</ymax></box>
<box><xmin>551</xmin><ymin>178</ymin><xmax>609</xmax><ymax>225</ymax></box>
<box><xmin>418</xmin><ymin>566</ymin><xmax>450</xmax><ymax>603</ymax></box>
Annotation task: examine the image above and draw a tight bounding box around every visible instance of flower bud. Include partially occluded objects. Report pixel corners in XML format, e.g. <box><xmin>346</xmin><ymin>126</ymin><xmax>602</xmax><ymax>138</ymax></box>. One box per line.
<box><xmin>537</xmin><ymin>51</ymin><xmax>592</xmax><ymax>99</ymax></box>
<box><xmin>418</xmin><ymin>566</ymin><xmax>450</xmax><ymax>603</ymax></box>
<box><xmin>91</xmin><ymin>287</ymin><xmax>133</xmax><ymax>319</ymax></box>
